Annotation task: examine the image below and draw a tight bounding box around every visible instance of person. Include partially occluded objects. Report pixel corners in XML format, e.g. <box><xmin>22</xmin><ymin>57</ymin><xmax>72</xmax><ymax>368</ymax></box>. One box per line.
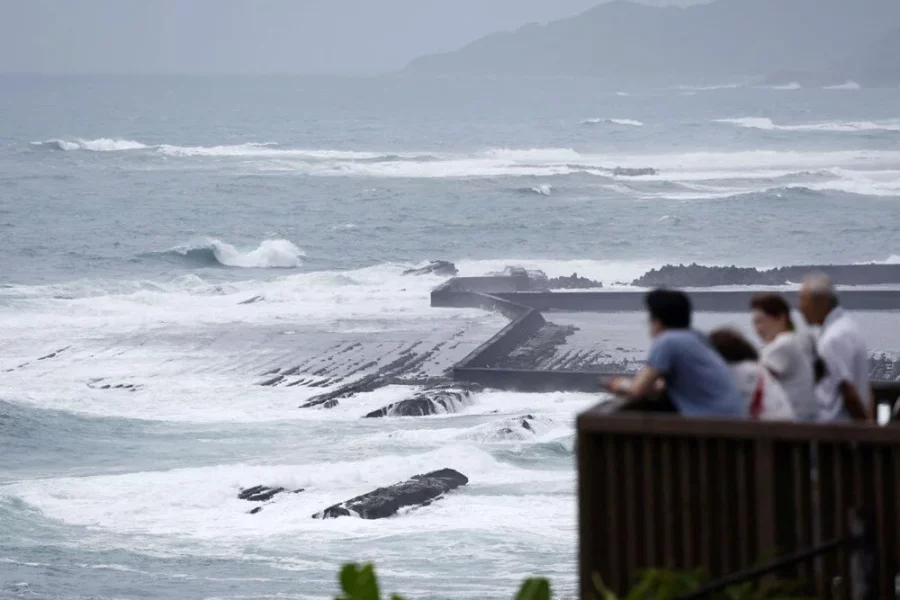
<box><xmin>603</xmin><ymin>289</ymin><xmax>745</xmax><ymax>418</ymax></box>
<box><xmin>709</xmin><ymin>328</ymin><xmax>795</xmax><ymax>420</ymax></box>
<box><xmin>798</xmin><ymin>274</ymin><xmax>872</xmax><ymax>422</ymax></box>
<box><xmin>750</xmin><ymin>293</ymin><xmax>818</xmax><ymax>421</ymax></box>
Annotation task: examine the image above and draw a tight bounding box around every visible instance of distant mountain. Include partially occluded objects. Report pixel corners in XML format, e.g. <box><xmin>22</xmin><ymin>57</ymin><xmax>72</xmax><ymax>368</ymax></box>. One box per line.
<box><xmin>404</xmin><ymin>0</ymin><xmax>900</xmax><ymax>83</ymax></box>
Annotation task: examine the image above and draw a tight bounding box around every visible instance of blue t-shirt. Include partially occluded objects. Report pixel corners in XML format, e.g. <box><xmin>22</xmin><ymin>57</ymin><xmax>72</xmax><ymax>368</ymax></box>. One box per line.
<box><xmin>647</xmin><ymin>329</ymin><xmax>745</xmax><ymax>418</ymax></box>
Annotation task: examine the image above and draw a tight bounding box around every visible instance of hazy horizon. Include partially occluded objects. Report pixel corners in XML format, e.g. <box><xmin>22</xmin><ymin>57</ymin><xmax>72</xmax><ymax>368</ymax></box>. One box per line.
<box><xmin>0</xmin><ymin>0</ymin><xmax>702</xmax><ymax>75</ymax></box>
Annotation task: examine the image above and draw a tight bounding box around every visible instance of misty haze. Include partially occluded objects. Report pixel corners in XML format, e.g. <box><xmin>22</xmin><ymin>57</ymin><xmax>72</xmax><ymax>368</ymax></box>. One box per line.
<box><xmin>1</xmin><ymin>0</ymin><xmax>899</xmax><ymax>598</ymax></box>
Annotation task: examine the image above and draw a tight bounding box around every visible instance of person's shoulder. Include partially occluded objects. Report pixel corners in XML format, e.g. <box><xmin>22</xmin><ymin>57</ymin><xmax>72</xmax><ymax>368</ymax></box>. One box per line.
<box><xmin>656</xmin><ymin>329</ymin><xmax>700</xmax><ymax>346</ymax></box>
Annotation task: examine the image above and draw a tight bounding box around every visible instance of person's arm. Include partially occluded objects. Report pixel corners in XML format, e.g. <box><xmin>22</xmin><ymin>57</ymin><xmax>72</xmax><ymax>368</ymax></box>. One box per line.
<box><xmin>820</xmin><ymin>340</ymin><xmax>871</xmax><ymax>422</ymax></box>
<box><xmin>839</xmin><ymin>381</ymin><xmax>872</xmax><ymax>422</ymax></box>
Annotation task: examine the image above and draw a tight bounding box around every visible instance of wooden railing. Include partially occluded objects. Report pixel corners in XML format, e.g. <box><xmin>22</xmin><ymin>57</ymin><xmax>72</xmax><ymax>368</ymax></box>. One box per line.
<box><xmin>577</xmin><ymin>409</ymin><xmax>900</xmax><ymax>599</ymax></box>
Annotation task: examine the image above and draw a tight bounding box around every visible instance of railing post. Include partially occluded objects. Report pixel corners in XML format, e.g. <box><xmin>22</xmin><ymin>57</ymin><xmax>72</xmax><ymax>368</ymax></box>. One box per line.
<box><xmin>849</xmin><ymin>508</ymin><xmax>877</xmax><ymax>600</ymax></box>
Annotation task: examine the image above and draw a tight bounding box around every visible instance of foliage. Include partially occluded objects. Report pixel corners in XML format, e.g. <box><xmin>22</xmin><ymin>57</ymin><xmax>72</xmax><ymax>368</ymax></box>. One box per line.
<box><xmin>335</xmin><ymin>562</ymin><xmax>811</xmax><ymax>600</ymax></box>
<box><xmin>592</xmin><ymin>568</ymin><xmax>815</xmax><ymax>600</ymax></box>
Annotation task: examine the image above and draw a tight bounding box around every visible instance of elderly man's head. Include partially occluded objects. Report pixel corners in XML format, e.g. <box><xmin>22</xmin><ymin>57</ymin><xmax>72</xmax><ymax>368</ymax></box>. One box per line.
<box><xmin>799</xmin><ymin>273</ymin><xmax>839</xmax><ymax>326</ymax></box>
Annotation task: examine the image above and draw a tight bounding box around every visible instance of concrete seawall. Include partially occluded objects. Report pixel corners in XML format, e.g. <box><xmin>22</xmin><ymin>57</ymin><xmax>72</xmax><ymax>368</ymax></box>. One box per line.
<box><xmin>431</xmin><ymin>272</ymin><xmax>900</xmax><ymax>403</ymax></box>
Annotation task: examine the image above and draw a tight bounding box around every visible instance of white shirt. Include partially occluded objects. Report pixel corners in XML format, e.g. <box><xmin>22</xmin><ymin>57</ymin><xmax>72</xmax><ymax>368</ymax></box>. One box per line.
<box><xmin>761</xmin><ymin>331</ymin><xmax>818</xmax><ymax>421</ymax></box>
<box><xmin>815</xmin><ymin>307</ymin><xmax>872</xmax><ymax>422</ymax></box>
<box><xmin>729</xmin><ymin>361</ymin><xmax>796</xmax><ymax>421</ymax></box>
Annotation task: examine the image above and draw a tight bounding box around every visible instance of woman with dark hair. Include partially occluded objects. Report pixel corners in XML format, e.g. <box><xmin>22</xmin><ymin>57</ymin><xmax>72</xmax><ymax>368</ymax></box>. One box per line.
<box><xmin>750</xmin><ymin>293</ymin><xmax>818</xmax><ymax>421</ymax></box>
<box><xmin>709</xmin><ymin>328</ymin><xmax>795</xmax><ymax>420</ymax></box>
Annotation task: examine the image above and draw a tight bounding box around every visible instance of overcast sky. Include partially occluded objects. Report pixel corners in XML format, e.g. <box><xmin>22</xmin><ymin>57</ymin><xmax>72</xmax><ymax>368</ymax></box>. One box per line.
<box><xmin>0</xmin><ymin>0</ymin><xmax>700</xmax><ymax>75</ymax></box>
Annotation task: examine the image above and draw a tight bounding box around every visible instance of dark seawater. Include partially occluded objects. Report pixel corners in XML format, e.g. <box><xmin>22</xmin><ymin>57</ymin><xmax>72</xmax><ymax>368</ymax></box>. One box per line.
<box><xmin>1</xmin><ymin>75</ymin><xmax>899</xmax><ymax>600</ymax></box>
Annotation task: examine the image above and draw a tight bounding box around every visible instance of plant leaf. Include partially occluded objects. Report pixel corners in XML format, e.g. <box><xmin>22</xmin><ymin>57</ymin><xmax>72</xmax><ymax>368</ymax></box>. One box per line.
<box><xmin>515</xmin><ymin>577</ymin><xmax>551</xmax><ymax>600</ymax></box>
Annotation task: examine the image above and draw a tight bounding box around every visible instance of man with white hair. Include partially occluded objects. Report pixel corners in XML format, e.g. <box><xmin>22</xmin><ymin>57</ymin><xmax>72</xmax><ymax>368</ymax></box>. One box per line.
<box><xmin>798</xmin><ymin>274</ymin><xmax>872</xmax><ymax>422</ymax></box>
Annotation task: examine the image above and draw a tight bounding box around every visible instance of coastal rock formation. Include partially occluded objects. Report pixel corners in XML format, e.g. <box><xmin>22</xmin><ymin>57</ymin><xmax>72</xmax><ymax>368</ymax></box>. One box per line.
<box><xmin>403</xmin><ymin>260</ymin><xmax>458</xmax><ymax>277</ymax></box>
<box><xmin>238</xmin><ymin>485</ymin><xmax>304</xmax><ymax>503</ymax></box>
<box><xmin>312</xmin><ymin>468</ymin><xmax>469</xmax><ymax>520</ymax></box>
<box><xmin>632</xmin><ymin>263</ymin><xmax>900</xmax><ymax>288</ymax></box>
<box><xmin>547</xmin><ymin>273</ymin><xmax>603</xmax><ymax>290</ymax></box>
<box><xmin>364</xmin><ymin>383</ymin><xmax>482</xmax><ymax>418</ymax></box>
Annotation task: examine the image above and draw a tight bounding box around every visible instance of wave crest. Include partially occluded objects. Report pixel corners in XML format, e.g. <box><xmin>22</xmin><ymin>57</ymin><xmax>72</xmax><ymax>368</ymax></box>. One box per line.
<box><xmin>31</xmin><ymin>138</ymin><xmax>148</xmax><ymax>152</ymax></box>
<box><xmin>717</xmin><ymin>117</ymin><xmax>900</xmax><ymax>133</ymax></box>
<box><xmin>581</xmin><ymin>118</ymin><xmax>644</xmax><ymax>127</ymax></box>
<box><xmin>151</xmin><ymin>239</ymin><xmax>305</xmax><ymax>269</ymax></box>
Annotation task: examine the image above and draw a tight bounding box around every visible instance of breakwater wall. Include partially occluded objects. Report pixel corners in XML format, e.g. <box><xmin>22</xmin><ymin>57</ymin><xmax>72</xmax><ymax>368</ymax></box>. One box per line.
<box><xmin>431</xmin><ymin>273</ymin><xmax>900</xmax><ymax>401</ymax></box>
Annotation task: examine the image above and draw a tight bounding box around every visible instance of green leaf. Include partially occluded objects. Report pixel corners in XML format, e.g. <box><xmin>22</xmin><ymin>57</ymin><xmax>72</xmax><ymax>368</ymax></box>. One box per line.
<box><xmin>339</xmin><ymin>564</ymin><xmax>361</xmax><ymax>597</ymax></box>
<box><xmin>515</xmin><ymin>577</ymin><xmax>551</xmax><ymax>600</ymax></box>
<box><xmin>336</xmin><ymin>563</ymin><xmax>381</xmax><ymax>600</ymax></box>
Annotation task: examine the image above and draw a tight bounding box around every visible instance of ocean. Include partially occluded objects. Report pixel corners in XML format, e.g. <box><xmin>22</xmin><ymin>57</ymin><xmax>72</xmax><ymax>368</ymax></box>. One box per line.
<box><xmin>1</xmin><ymin>74</ymin><xmax>899</xmax><ymax>600</ymax></box>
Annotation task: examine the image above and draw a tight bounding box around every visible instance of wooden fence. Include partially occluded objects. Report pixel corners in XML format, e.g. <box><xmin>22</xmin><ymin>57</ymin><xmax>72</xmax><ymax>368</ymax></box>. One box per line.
<box><xmin>577</xmin><ymin>409</ymin><xmax>900</xmax><ymax>598</ymax></box>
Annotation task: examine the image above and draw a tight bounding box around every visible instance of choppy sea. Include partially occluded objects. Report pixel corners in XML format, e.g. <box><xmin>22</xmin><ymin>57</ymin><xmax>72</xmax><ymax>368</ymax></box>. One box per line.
<box><xmin>1</xmin><ymin>75</ymin><xmax>899</xmax><ymax>599</ymax></box>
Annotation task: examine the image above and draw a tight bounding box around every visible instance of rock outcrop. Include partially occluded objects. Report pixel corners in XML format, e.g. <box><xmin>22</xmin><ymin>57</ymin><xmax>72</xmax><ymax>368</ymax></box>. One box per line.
<box><xmin>313</xmin><ymin>468</ymin><xmax>468</xmax><ymax>520</ymax></box>
<box><xmin>238</xmin><ymin>485</ymin><xmax>304</xmax><ymax>503</ymax></box>
<box><xmin>364</xmin><ymin>383</ymin><xmax>482</xmax><ymax>418</ymax></box>
<box><xmin>403</xmin><ymin>260</ymin><xmax>458</xmax><ymax>277</ymax></box>
<box><xmin>547</xmin><ymin>273</ymin><xmax>603</xmax><ymax>290</ymax></box>
<box><xmin>632</xmin><ymin>263</ymin><xmax>900</xmax><ymax>288</ymax></box>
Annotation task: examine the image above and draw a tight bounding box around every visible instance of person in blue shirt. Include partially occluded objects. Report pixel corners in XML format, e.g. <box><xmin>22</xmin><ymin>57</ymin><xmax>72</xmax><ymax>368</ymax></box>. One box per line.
<box><xmin>604</xmin><ymin>289</ymin><xmax>746</xmax><ymax>418</ymax></box>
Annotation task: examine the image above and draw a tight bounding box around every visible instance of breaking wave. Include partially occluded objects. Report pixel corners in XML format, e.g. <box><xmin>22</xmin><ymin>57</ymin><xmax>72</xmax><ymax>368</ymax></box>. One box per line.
<box><xmin>149</xmin><ymin>239</ymin><xmax>305</xmax><ymax>269</ymax></box>
<box><xmin>581</xmin><ymin>118</ymin><xmax>644</xmax><ymax>127</ymax></box>
<box><xmin>525</xmin><ymin>184</ymin><xmax>553</xmax><ymax>196</ymax></box>
<box><xmin>824</xmin><ymin>81</ymin><xmax>862</xmax><ymax>90</ymax></box>
<box><xmin>716</xmin><ymin>117</ymin><xmax>900</xmax><ymax>133</ymax></box>
<box><xmin>769</xmin><ymin>82</ymin><xmax>802</xmax><ymax>90</ymax></box>
<box><xmin>31</xmin><ymin>138</ymin><xmax>149</xmax><ymax>152</ymax></box>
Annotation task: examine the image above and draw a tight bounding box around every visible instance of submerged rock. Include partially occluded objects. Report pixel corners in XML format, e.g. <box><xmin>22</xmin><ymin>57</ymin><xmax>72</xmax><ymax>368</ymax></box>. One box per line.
<box><xmin>612</xmin><ymin>167</ymin><xmax>657</xmax><ymax>177</ymax></box>
<box><xmin>403</xmin><ymin>260</ymin><xmax>458</xmax><ymax>277</ymax></box>
<box><xmin>364</xmin><ymin>383</ymin><xmax>482</xmax><ymax>418</ymax></box>
<box><xmin>312</xmin><ymin>468</ymin><xmax>468</xmax><ymax>520</ymax></box>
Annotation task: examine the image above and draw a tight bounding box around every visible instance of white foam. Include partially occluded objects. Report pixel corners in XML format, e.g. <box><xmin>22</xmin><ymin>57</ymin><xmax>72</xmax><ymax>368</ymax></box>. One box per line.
<box><xmin>770</xmin><ymin>82</ymin><xmax>802</xmax><ymax>90</ymax></box>
<box><xmin>671</xmin><ymin>82</ymin><xmax>742</xmax><ymax>91</ymax></box>
<box><xmin>824</xmin><ymin>81</ymin><xmax>862</xmax><ymax>90</ymax></box>
<box><xmin>0</xmin><ymin>262</ymin><xmax>505</xmax><ymax>422</ymax></box>
<box><xmin>31</xmin><ymin>138</ymin><xmax>148</xmax><ymax>151</ymax></box>
<box><xmin>529</xmin><ymin>184</ymin><xmax>553</xmax><ymax>196</ymax></box>
<box><xmin>717</xmin><ymin>117</ymin><xmax>900</xmax><ymax>133</ymax></box>
<box><xmin>454</xmin><ymin>258</ymin><xmax>659</xmax><ymax>285</ymax></box>
<box><xmin>581</xmin><ymin>118</ymin><xmax>644</xmax><ymax>127</ymax></box>
<box><xmin>2</xmin><ymin>443</ymin><xmax>573</xmax><ymax>545</ymax></box>
<box><xmin>210</xmin><ymin>239</ymin><xmax>305</xmax><ymax>268</ymax></box>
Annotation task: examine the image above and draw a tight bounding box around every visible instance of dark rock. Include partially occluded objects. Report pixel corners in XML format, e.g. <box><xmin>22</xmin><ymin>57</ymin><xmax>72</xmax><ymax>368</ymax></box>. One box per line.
<box><xmin>547</xmin><ymin>272</ymin><xmax>603</xmax><ymax>290</ymax></box>
<box><xmin>364</xmin><ymin>383</ymin><xmax>482</xmax><ymax>418</ymax></box>
<box><xmin>239</xmin><ymin>295</ymin><xmax>265</xmax><ymax>305</ymax></box>
<box><xmin>238</xmin><ymin>485</ymin><xmax>304</xmax><ymax>503</ymax></box>
<box><xmin>632</xmin><ymin>263</ymin><xmax>900</xmax><ymax>288</ymax></box>
<box><xmin>521</xmin><ymin>419</ymin><xmax>534</xmax><ymax>432</ymax></box>
<box><xmin>312</xmin><ymin>468</ymin><xmax>468</xmax><ymax>520</ymax></box>
<box><xmin>403</xmin><ymin>260</ymin><xmax>458</xmax><ymax>277</ymax></box>
<box><xmin>249</xmin><ymin>506</ymin><xmax>263</xmax><ymax>514</ymax></box>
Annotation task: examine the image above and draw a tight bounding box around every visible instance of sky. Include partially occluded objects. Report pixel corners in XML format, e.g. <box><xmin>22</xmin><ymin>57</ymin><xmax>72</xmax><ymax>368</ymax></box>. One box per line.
<box><xmin>0</xmin><ymin>0</ymin><xmax>700</xmax><ymax>75</ymax></box>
